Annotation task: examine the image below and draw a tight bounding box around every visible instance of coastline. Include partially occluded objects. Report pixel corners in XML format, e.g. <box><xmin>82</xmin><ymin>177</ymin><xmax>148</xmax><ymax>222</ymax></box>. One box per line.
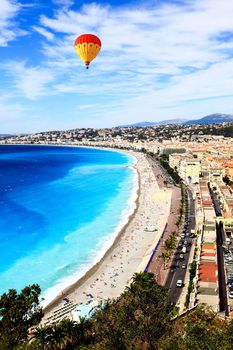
<box><xmin>0</xmin><ymin>144</ymin><xmax>137</xmax><ymax>299</ymax></box>
<box><xmin>41</xmin><ymin>151</ymin><xmax>138</xmax><ymax>307</ymax></box>
<box><xmin>43</xmin><ymin>151</ymin><xmax>171</xmax><ymax>318</ymax></box>
<box><xmin>42</xmin><ymin>150</ymin><xmax>140</xmax><ymax>313</ymax></box>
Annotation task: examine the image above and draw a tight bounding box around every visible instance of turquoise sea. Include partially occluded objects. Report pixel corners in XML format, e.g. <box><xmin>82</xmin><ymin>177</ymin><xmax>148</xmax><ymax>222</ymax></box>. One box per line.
<box><xmin>0</xmin><ymin>145</ymin><xmax>137</xmax><ymax>304</ymax></box>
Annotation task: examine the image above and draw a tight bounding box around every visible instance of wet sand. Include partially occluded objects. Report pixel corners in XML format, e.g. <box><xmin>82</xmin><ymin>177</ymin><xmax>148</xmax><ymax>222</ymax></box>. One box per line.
<box><xmin>43</xmin><ymin>151</ymin><xmax>172</xmax><ymax>319</ymax></box>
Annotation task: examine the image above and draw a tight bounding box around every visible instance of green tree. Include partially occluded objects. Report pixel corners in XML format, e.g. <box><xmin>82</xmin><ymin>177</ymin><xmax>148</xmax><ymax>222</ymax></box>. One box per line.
<box><xmin>165</xmin><ymin>235</ymin><xmax>176</xmax><ymax>251</ymax></box>
<box><xmin>58</xmin><ymin>319</ymin><xmax>77</xmax><ymax>348</ymax></box>
<box><xmin>47</xmin><ymin>323</ymin><xmax>68</xmax><ymax>350</ymax></box>
<box><xmin>31</xmin><ymin>325</ymin><xmax>49</xmax><ymax>350</ymax></box>
<box><xmin>161</xmin><ymin>252</ymin><xmax>170</xmax><ymax>269</ymax></box>
<box><xmin>91</xmin><ymin>272</ymin><xmax>173</xmax><ymax>349</ymax></box>
<box><xmin>76</xmin><ymin>316</ymin><xmax>92</xmax><ymax>345</ymax></box>
<box><xmin>159</xmin><ymin>305</ymin><xmax>229</xmax><ymax>350</ymax></box>
<box><xmin>0</xmin><ymin>284</ymin><xmax>43</xmax><ymax>350</ymax></box>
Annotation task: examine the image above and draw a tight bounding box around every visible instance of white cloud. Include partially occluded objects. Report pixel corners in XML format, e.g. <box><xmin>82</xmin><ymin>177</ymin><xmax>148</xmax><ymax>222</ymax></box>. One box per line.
<box><xmin>52</xmin><ymin>0</ymin><xmax>74</xmax><ymax>9</ymax></box>
<box><xmin>33</xmin><ymin>26</ymin><xmax>55</xmax><ymax>41</ymax></box>
<box><xmin>3</xmin><ymin>0</ymin><xmax>233</xmax><ymax>130</ymax></box>
<box><xmin>3</xmin><ymin>61</ymin><xmax>56</xmax><ymax>99</ymax></box>
<box><xmin>37</xmin><ymin>1</ymin><xmax>233</xmax><ymax>75</ymax></box>
<box><xmin>0</xmin><ymin>0</ymin><xmax>25</xmax><ymax>46</ymax></box>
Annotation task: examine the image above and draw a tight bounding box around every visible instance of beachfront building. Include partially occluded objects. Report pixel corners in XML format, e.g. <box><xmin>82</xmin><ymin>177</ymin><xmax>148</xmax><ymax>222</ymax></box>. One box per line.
<box><xmin>168</xmin><ymin>153</ymin><xmax>201</xmax><ymax>184</ymax></box>
<box><xmin>169</xmin><ymin>153</ymin><xmax>186</xmax><ymax>169</ymax></box>
<box><xmin>196</xmin><ymin>179</ymin><xmax>219</xmax><ymax>311</ymax></box>
<box><xmin>159</xmin><ymin>146</ymin><xmax>186</xmax><ymax>156</ymax></box>
<box><xmin>179</xmin><ymin>159</ymin><xmax>200</xmax><ymax>185</ymax></box>
<box><xmin>195</xmin><ymin>190</ymin><xmax>204</xmax><ymax>234</ymax></box>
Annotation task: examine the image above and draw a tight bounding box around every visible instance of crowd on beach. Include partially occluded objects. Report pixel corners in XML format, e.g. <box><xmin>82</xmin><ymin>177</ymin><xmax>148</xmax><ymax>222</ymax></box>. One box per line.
<box><xmin>43</xmin><ymin>152</ymin><xmax>172</xmax><ymax>322</ymax></box>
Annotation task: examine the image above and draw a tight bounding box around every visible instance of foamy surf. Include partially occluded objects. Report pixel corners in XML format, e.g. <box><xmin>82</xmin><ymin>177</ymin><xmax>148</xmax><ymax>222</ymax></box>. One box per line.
<box><xmin>41</xmin><ymin>159</ymin><xmax>138</xmax><ymax>307</ymax></box>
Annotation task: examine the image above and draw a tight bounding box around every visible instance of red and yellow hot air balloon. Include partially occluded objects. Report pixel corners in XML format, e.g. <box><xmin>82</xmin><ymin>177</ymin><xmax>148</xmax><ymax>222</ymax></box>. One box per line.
<box><xmin>74</xmin><ymin>34</ymin><xmax>101</xmax><ymax>69</ymax></box>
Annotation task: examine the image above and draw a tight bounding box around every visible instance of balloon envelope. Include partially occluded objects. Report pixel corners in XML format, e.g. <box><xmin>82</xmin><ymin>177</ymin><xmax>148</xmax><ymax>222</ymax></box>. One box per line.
<box><xmin>74</xmin><ymin>34</ymin><xmax>101</xmax><ymax>68</ymax></box>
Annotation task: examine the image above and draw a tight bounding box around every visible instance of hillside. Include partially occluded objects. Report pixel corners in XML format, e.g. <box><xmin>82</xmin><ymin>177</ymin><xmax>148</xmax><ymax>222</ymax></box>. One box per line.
<box><xmin>184</xmin><ymin>113</ymin><xmax>233</xmax><ymax>125</ymax></box>
<box><xmin>118</xmin><ymin>119</ymin><xmax>187</xmax><ymax>127</ymax></box>
<box><xmin>118</xmin><ymin>113</ymin><xmax>233</xmax><ymax>128</ymax></box>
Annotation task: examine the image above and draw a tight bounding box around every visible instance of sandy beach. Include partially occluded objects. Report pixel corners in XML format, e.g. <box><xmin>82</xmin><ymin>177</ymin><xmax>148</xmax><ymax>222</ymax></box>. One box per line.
<box><xmin>43</xmin><ymin>151</ymin><xmax>172</xmax><ymax>321</ymax></box>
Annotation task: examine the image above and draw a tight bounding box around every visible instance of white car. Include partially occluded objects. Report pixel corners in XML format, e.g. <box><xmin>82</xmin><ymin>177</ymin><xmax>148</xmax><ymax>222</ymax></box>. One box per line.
<box><xmin>225</xmin><ymin>256</ymin><xmax>233</xmax><ymax>262</ymax></box>
<box><xmin>182</xmin><ymin>246</ymin><xmax>187</xmax><ymax>254</ymax></box>
<box><xmin>176</xmin><ymin>279</ymin><xmax>183</xmax><ymax>287</ymax></box>
<box><xmin>229</xmin><ymin>291</ymin><xmax>233</xmax><ymax>299</ymax></box>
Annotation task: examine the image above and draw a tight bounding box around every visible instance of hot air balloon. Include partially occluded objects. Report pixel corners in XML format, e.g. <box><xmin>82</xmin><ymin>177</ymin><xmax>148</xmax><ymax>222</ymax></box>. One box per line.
<box><xmin>74</xmin><ymin>34</ymin><xmax>101</xmax><ymax>69</ymax></box>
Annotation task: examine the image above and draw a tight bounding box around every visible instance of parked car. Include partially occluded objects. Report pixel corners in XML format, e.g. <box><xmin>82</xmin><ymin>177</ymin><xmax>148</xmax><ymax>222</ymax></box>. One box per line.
<box><xmin>171</xmin><ymin>263</ymin><xmax>177</xmax><ymax>269</ymax></box>
<box><xmin>182</xmin><ymin>246</ymin><xmax>187</xmax><ymax>254</ymax></box>
<box><xmin>229</xmin><ymin>291</ymin><xmax>233</xmax><ymax>299</ymax></box>
<box><xmin>176</xmin><ymin>279</ymin><xmax>183</xmax><ymax>287</ymax></box>
<box><xmin>181</xmin><ymin>263</ymin><xmax>186</xmax><ymax>269</ymax></box>
<box><xmin>179</xmin><ymin>253</ymin><xmax>184</xmax><ymax>259</ymax></box>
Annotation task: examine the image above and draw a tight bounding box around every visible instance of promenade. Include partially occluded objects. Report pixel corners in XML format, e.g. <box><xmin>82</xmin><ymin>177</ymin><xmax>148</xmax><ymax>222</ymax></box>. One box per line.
<box><xmin>146</xmin><ymin>156</ymin><xmax>181</xmax><ymax>285</ymax></box>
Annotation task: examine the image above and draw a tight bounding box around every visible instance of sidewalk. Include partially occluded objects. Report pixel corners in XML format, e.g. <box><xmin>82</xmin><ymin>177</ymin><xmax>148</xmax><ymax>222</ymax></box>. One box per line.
<box><xmin>146</xmin><ymin>158</ymin><xmax>181</xmax><ymax>285</ymax></box>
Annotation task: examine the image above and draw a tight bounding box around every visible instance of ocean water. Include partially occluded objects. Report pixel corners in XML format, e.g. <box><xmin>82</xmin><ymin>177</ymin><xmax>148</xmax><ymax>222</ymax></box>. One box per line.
<box><xmin>0</xmin><ymin>145</ymin><xmax>137</xmax><ymax>304</ymax></box>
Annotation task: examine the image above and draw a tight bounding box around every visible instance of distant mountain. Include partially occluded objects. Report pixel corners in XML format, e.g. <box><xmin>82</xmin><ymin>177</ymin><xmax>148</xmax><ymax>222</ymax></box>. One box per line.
<box><xmin>156</xmin><ymin>118</ymin><xmax>187</xmax><ymax>125</ymax></box>
<box><xmin>184</xmin><ymin>113</ymin><xmax>233</xmax><ymax>125</ymax></box>
<box><xmin>118</xmin><ymin>114</ymin><xmax>233</xmax><ymax>128</ymax></box>
<box><xmin>118</xmin><ymin>119</ymin><xmax>187</xmax><ymax>127</ymax></box>
<box><xmin>0</xmin><ymin>134</ymin><xmax>14</xmax><ymax>139</ymax></box>
<box><xmin>120</xmin><ymin>121</ymin><xmax>157</xmax><ymax>127</ymax></box>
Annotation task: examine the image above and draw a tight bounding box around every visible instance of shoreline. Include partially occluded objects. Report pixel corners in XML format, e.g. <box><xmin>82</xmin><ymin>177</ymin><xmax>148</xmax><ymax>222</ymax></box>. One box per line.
<box><xmin>43</xmin><ymin>151</ymin><xmax>172</xmax><ymax>319</ymax></box>
<box><xmin>43</xmin><ymin>151</ymin><xmax>140</xmax><ymax>314</ymax></box>
<box><xmin>40</xmin><ymin>149</ymin><xmax>138</xmax><ymax>307</ymax></box>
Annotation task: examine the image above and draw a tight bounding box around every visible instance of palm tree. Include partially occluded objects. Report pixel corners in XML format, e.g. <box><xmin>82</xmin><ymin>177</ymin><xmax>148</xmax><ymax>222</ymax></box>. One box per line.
<box><xmin>31</xmin><ymin>325</ymin><xmax>49</xmax><ymax>350</ymax></box>
<box><xmin>77</xmin><ymin>316</ymin><xmax>89</xmax><ymax>343</ymax></box>
<box><xmin>127</xmin><ymin>272</ymin><xmax>155</xmax><ymax>293</ymax></box>
<box><xmin>132</xmin><ymin>272</ymin><xmax>155</xmax><ymax>285</ymax></box>
<box><xmin>47</xmin><ymin>323</ymin><xmax>68</xmax><ymax>350</ymax></box>
<box><xmin>161</xmin><ymin>252</ymin><xmax>170</xmax><ymax>269</ymax></box>
<box><xmin>59</xmin><ymin>318</ymin><xmax>77</xmax><ymax>348</ymax></box>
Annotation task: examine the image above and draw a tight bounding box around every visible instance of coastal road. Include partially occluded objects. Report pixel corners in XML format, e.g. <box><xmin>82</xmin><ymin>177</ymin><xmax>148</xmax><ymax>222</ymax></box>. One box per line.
<box><xmin>146</xmin><ymin>155</ymin><xmax>175</xmax><ymax>188</ymax></box>
<box><xmin>165</xmin><ymin>187</ymin><xmax>196</xmax><ymax>304</ymax></box>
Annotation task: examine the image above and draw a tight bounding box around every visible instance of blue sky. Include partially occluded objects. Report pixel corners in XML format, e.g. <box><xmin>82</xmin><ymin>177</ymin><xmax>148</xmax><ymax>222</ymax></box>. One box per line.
<box><xmin>1</xmin><ymin>0</ymin><xmax>233</xmax><ymax>133</ymax></box>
